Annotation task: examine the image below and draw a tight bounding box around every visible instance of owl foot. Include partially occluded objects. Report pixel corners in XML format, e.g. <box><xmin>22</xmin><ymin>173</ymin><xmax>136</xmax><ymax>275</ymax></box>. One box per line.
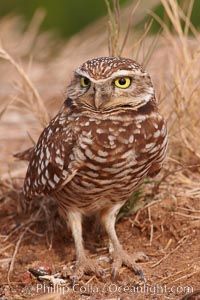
<box><xmin>70</xmin><ymin>257</ymin><xmax>105</xmax><ymax>281</ymax></box>
<box><xmin>110</xmin><ymin>250</ymin><xmax>148</xmax><ymax>280</ymax></box>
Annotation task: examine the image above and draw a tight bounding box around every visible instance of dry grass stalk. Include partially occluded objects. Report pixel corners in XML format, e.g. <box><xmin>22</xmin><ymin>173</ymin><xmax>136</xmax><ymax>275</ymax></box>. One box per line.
<box><xmin>105</xmin><ymin>0</ymin><xmax>121</xmax><ymax>56</ymax></box>
<box><xmin>174</xmin><ymin>212</ymin><xmax>200</xmax><ymax>220</ymax></box>
<box><xmin>155</xmin><ymin>0</ymin><xmax>200</xmax><ymax>161</ymax></box>
<box><xmin>7</xmin><ymin>228</ymin><xmax>27</xmax><ymax>284</ymax></box>
<box><xmin>119</xmin><ymin>0</ymin><xmax>141</xmax><ymax>56</ymax></box>
<box><xmin>133</xmin><ymin>18</ymin><xmax>155</xmax><ymax>66</ymax></box>
<box><xmin>105</xmin><ymin>0</ymin><xmax>142</xmax><ymax>57</ymax></box>
<box><xmin>178</xmin><ymin>207</ymin><xmax>200</xmax><ymax>213</ymax></box>
<box><xmin>105</xmin><ymin>0</ymin><xmax>161</xmax><ymax>76</ymax></box>
<box><xmin>167</xmin><ymin>267</ymin><xmax>200</xmax><ymax>286</ymax></box>
<box><xmin>152</xmin><ymin>235</ymin><xmax>188</xmax><ymax>268</ymax></box>
<box><xmin>31</xmin><ymin>294</ymin><xmax>62</xmax><ymax>300</ymax></box>
<box><xmin>0</xmin><ymin>46</ymin><xmax>49</xmax><ymax>128</ymax></box>
<box><xmin>0</xmin><ymin>98</ymin><xmax>15</xmax><ymax>120</ymax></box>
<box><xmin>156</xmin><ymin>266</ymin><xmax>193</xmax><ymax>284</ymax></box>
<box><xmin>1</xmin><ymin>166</ymin><xmax>27</xmax><ymax>181</ymax></box>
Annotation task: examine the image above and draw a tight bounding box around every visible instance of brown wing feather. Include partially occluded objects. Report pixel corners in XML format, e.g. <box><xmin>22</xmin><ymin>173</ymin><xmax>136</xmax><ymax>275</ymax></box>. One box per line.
<box><xmin>24</xmin><ymin>109</ymin><xmax>81</xmax><ymax>199</ymax></box>
<box><xmin>146</xmin><ymin>117</ymin><xmax>168</xmax><ymax>177</ymax></box>
<box><xmin>14</xmin><ymin>147</ymin><xmax>34</xmax><ymax>161</ymax></box>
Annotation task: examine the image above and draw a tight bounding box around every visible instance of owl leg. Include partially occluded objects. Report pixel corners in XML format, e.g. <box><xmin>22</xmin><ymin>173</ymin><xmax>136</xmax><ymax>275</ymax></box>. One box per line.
<box><xmin>100</xmin><ymin>204</ymin><xmax>147</xmax><ymax>279</ymax></box>
<box><xmin>67</xmin><ymin>211</ymin><xmax>104</xmax><ymax>280</ymax></box>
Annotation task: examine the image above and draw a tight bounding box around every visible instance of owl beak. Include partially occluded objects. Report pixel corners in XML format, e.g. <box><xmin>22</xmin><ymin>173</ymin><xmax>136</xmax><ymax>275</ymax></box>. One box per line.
<box><xmin>93</xmin><ymin>86</ymin><xmax>110</xmax><ymax>110</ymax></box>
<box><xmin>94</xmin><ymin>94</ymin><xmax>104</xmax><ymax>109</ymax></box>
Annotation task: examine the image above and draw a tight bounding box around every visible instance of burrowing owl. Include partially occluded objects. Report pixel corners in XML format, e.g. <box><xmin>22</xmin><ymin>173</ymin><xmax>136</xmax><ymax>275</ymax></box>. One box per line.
<box><xmin>17</xmin><ymin>57</ymin><xmax>168</xmax><ymax>279</ymax></box>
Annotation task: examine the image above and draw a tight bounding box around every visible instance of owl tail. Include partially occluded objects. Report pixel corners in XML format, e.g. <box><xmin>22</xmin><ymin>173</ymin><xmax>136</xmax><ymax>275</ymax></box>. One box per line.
<box><xmin>14</xmin><ymin>147</ymin><xmax>34</xmax><ymax>161</ymax></box>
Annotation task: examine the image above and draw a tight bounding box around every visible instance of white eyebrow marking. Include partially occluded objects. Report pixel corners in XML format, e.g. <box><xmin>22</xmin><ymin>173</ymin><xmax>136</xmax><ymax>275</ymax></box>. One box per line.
<box><xmin>75</xmin><ymin>69</ymin><xmax>144</xmax><ymax>84</ymax></box>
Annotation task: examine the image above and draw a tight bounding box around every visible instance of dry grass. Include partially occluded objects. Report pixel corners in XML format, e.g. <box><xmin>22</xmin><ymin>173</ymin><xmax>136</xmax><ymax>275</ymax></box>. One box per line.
<box><xmin>153</xmin><ymin>0</ymin><xmax>200</xmax><ymax>161</ymax></box>
<box><xmin>0</xmin><ymin>0</ymin><xmax>200</xmax><ymax>299</ymax></box>
<box><xmin>0</xmin><ymin>47</ymin><xmax>49</xmax><ymax>128</ymax></box>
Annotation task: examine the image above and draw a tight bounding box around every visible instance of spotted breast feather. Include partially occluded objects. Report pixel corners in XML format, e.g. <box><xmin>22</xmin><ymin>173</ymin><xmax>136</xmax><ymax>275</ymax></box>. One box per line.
<box><xmin>53</xmin><ymin>106</ymin><xmax>167</xmax><ymax>212</ymax></box>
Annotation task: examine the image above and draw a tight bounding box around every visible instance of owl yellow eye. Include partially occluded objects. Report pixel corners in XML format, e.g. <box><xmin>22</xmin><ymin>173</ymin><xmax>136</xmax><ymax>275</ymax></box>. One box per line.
<box><xmin>80</xmin><ymin>77</ymin><xmax>90</xmax><ymax>88</ymax></box>
<box><xmin>114</xmin><ymin>77</ymin><xmax>131</xmax><ymax>89</ymax></box>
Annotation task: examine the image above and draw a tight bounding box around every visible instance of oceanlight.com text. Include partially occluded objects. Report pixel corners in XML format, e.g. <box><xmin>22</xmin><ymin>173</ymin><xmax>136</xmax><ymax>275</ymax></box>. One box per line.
<box><xmin>37</xmin><ymin>283</ymin><xmax>193</xmax><ymax>295</ymax></box>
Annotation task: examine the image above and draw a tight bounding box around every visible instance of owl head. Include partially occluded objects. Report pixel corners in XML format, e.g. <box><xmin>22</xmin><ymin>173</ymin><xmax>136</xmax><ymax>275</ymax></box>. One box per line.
<box><xmin>66</xmin><ymin>57</ymin><xmax>155</xmax><ymax>113</ymax></box>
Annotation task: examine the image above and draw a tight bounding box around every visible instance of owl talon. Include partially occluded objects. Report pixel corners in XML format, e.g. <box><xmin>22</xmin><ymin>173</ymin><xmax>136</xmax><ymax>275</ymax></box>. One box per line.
<box><xmin>111</xmin><ymin>266</ymin><xmax>119</xmax><ymax>281</ymax></box>
<box><xmin>70</xmin><ymin>258</ymin><xmax>105</xmax><ymax>281</ymax></box>
<box><xmin>136</xmin><ymin>267</ymin><xmax>146</xmax><ymax>281</ymax></box>
<box><xmin>110</xmin><ymin>250</ymin><xmax>148</xmax><ymax>279</ymax></box>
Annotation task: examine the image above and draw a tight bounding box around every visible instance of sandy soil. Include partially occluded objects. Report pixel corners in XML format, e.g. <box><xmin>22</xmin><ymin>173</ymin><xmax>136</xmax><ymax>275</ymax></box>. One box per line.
<box><xmin>0</xmin><ymin>175</ymin><xmax>199</xmax><ymax>300</ymax></box>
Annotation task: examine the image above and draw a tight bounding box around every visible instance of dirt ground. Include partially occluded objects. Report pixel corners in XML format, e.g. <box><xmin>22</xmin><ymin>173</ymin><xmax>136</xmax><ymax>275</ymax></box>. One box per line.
<box><xmin>0</xmin><ymin>179</ymin><xmax>200</xmax><ymax>300</ymax></box>
<box><xmin>0</xmin><ymin>2</ymin><xmax>200</xmax><ymax>299</ymax></box>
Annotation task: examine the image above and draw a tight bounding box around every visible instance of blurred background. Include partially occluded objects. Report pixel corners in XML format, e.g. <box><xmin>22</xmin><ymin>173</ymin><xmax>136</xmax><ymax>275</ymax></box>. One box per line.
<box><xmin>0</xmin><ymin>1</ymin><xmax>200</xmax><ymax>296</ymax></box>
<box><xmin>0</xmin><ymin>0</ymin><xmax>200</xmax><ymax>39</ymax></box>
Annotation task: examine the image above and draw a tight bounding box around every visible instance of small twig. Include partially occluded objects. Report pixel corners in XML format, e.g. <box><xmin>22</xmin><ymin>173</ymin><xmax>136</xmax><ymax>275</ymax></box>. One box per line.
<box><xmin>164</xmin><ymin>238</ymin><xmax>173</xmax><ymax>251</ymax></box>
<box><xmin>151</xmin><ymin>235</ymin><xmax>188</xmax><ymax>268</ymax></box>
<box><xmin>156</xmin><ymin>266</ymin><xmax>193</xmax><ymax>284</ymax></box>
<box><xmin>0</xmin><ymin>281</ymin><xmax>29</xmax><ymax>285</ymax></box>
<box><xmin>29</xmin><ymin>294</ymin><xmax>62</xmax><ymax>300</ymax></box>
<box><xmin>26</xmin><ymin>228</ymin><xmax>45</xmax><ymax>237</ymax></box>
<box><xmin>3</xmin><ymin>223</ymin><xmax>24</xmax><ymax>242</ymax></box>
<box><xmin>152</xmin><ymin>162</ymin><xmax>200</xmax><ymax>194</ymax></box>
<box><xmin>178</xmin><ymin>207</ymin><xmax>200</xmax><ymax>213</ymax></box>
<box><xmin>174</xmin><ymin>212</ymin><xmax>200</xmax><ymax>220</ymax></box>
<box><xmin>129</xmin><ymin>209</ymin><xmax>141</xmax><ymax>227</ymax></box>
<box><xmin>7</xmin><ymin>228</ymin><xmax>28</xmax><ymax>284</ymax></box>
<box><xmin>0</xmin><ymin>258</ymin><xmax>12</xmax><ymax>263</ymax></box>
<box><xmin>142</xmin><ymin>199</ymin><xmax>163</xmax><ymax>211</ymax></box>
<box><xmin>147</xmin><ymin>207</ymin><xmax>153</xmax><ymax>246</ymax></box>
<box><xmin>0</xmin><ymin>243</ymin><xmax>13</xmax><ymax>255</ymax></box>
<box><xmin>168</xmin><ymin>267</ymin><xmax>200</xmax><ymax>285</ymax></box>
<box><xmin>85</xmin><ymin>275</ymin><xmax>96</xmax><ymax>285</ymax></box>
